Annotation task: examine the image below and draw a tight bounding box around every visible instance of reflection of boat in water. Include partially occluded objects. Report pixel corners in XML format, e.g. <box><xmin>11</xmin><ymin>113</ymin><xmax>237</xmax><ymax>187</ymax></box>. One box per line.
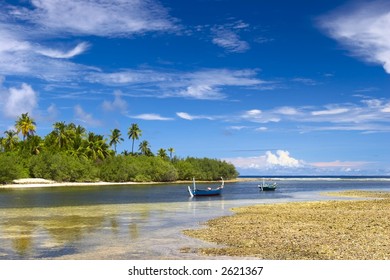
<box><xmin>258</xmin><ymin>178</ymin><xmax>277</xmax><ymax>191</ymax></box>
<box><xmin>188</xmin><ymin>177</ymin><xmax>224</xmax><ymax>197</ymax></box>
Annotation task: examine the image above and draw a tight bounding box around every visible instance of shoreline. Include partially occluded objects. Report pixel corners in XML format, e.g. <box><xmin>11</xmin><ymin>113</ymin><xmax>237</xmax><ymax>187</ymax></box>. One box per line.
<box><xmin>0</xmin><ymin>177</ymin><xmax>259</xmax><ymax>189</ymax></box>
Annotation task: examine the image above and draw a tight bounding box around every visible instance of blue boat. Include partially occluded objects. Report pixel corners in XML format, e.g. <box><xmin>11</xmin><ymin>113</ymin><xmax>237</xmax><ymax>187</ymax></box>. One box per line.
<box><xmin>188</xmin><ymin>177</ymin><xmax>224</xmax><ymax>197</ymax></box>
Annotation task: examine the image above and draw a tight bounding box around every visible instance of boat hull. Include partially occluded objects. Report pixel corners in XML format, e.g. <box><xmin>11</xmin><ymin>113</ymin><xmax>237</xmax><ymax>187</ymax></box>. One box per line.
<box><xmin>188</xmin><ymin>177</ymin><xmax>224</xmax><ymax>197</ymax></box>
<box><xmin>188</xmin><ymin>186</ymin><xmax>222</xmax><ymax>197</ymax></box>
<box><xmin>260</xmin><ymin>186</ymin><xmax>276</xmax><ymax>191</ymax></box>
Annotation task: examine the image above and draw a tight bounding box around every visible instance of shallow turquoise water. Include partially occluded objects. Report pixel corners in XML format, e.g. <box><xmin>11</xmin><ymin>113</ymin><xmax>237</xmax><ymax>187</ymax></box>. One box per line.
<box><xmin>0</xmin><ymin>179</ymin><xmax>389</xmax><ymax>259</ymax></box>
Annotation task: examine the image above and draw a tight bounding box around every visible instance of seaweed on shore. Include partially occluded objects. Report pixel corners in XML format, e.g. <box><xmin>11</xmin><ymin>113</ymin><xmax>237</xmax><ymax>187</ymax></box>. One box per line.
<box><xmin>183</xmin><ymin>191</ymin><xmax>390</xmax><ymax>260</ymax></box>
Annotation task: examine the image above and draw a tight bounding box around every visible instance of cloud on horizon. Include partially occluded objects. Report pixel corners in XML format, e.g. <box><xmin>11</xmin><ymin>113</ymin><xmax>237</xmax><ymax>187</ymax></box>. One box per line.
<box><xmin>225</xmin><ymin>150</ymin><xmax>304</xmax><ymax>171</ymax></box>
<box><xmin>225</xmin><ymin>150</ymin><xmax>376</xmax><ymax>175</ymax></box>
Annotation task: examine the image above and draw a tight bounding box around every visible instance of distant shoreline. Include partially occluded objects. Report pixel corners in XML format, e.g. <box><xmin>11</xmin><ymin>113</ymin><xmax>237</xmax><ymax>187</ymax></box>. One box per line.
<box><xmin>3</xmin><ymin>176</ymin><xmax>389</xmax><ymax>189</ymax></box>
<box><xmin>0</xmin><ymin>177</ymin><xmax>259</xmax><ymax>189</ymax></box>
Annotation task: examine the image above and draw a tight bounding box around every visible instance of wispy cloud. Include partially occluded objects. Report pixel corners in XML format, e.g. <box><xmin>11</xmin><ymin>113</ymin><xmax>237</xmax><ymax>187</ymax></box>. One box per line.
<box><xmin>36</xmin><ymin>42</ymin><xmax>90</xmax><ymax>59</ymax></box>
<box><xmin>310</xmin><ymin>160</ymin><xmax>371</xmax><ymax>168</ymax></box>
<box><xmin>8</xmin><ymin>0</ymin><xmax>178</xmax><ymax>37</ymax></box>
<box><xmin>318</xmin><ymin>0</ymin><xmax>390</xmax><ymax>74</ymax></box>
<box><xmin>291</xmin><ymin>77</ymin><xmax>318</xmax><ymax>86</ymax></box>
<box><xmin>228</xmin><ymin>98</ymin><xmax>390</xmax><ymax>133</ymax></box>
<box><xmin>211</xmin><ymin>21</ymin><xmax>250</xmax><ymax>53</ymax></box>
<box><xmin>74</xmin><ymin>105</ymin><xmax>101</xmax><ymax>126</ymax></box>
<box><xmin>102</xmin><ymin>90</ymin><xmax>128</xmax><ymax>114</ymax></box>
<box><xmin>176</xmin><ymin>112</ymin><xmax>216</xmax><ymax>121</ymax></box>
<box><xmin>0</xmin><ymin>0</ymin><xmax>177</xmax><ymax>83</ymax></box>
<box><xmin>130</xmin><ymin>113</ymin><xmax>173</xmax><ymax>121</ymax></box>
<box><xmin>0</xmin><ymin>23</ymin><xmax>94</xmax><ymax>82</ymax></box>
<box><xmin>240</xmin><ymin>109</ymin><xmax>281</xmax><ymax>123</ymax></box>
<box><xmin>311</xmin><ymin>107</ymin><xmax>350</xmax><ymax>116</ymax></box>
<box><xmin>89</xmin><ymin>68</ymin><xmax>266</xmax><ymax>100</ymax></box>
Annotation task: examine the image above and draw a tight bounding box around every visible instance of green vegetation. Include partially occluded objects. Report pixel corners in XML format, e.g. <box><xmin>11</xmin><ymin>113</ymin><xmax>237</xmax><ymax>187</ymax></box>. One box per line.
<box><xmin>0</xmin><ymin>113</ymin><xmax>238</xmax><ymax>183</ymax></box>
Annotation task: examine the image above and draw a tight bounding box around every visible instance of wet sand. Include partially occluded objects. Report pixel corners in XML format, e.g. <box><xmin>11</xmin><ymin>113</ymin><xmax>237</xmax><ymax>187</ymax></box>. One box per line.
<box><xmin>184</xmin><ymin>191</ymin><xmax>390</xmax><ymax>259</ymax></box>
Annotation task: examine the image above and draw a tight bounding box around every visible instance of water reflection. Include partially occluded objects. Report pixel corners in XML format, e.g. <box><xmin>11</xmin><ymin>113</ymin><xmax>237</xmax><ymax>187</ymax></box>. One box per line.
<box><xmin>0</xmin><ymin>204</ymin><xmax>156</xmax><ymax>259</ymax></box>
<box><xmin>0</xmin><ymin>198</ymin><xmax>236</xmax><ymax>259</ymax></box>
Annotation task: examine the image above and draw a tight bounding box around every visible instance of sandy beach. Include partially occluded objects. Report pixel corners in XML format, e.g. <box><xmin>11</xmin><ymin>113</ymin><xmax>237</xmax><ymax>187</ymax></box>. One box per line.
<box><xmin>0</xmin><ymin>178</ymin><xmax>140</xmax><ymax>189</ymax></box>
<box><xmin>0</xmin><ymin>177</ymin><xmax>258</xmax><ymax>189</ymax></box>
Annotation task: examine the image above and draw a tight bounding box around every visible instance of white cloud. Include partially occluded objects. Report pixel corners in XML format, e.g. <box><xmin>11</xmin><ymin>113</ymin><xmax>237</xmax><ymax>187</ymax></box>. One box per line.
<box><xmin>382</xmin><ymin>104</ymin><xmax>390</xmax><ymax>113</ymax></box>
<box><xmin>241</xmin><ymin>109</ymin><xmax>280</xmax><ymax>123</ymax></box>
<box><xmin>255</xmin><ymin>126</ymin><xmax>268</xmax><ymax>132</ymax></box>
<box><xmin>90</xmin><ymin>68</ymin><xmax>266</xmax><ymax>100</ymax></box>
<box><xmin>227</xmin><ymin>126</ymin><xmax>248</xmax><ymax>131</ymax></box>
<box><xmin>2</xmin><ymin>83</ymin><xmax>38</xmax><ymax>118</ymax></box>
<box><xmin>0</xmin><ymin>24</ymin><xmax>93</xmax><ymax>81</ymax></box>
<box><xmin>310</xmin><ymin>160</ymin><xmax>370</xmax><ymax>168</ymax></box>
<box><xmin>0</xmin><ymin>0</ymin><xmax>176</xmax><ymax>82</ymax></box>
<box><xmin>176</xmin><ymin>112</ymin><xmax>195</xmax><ymax>120</ymax></box>
<box><xmin>318</xmin><ymin>1</ymin><xmax>390</xmax><ymax>74</ymax></box>
<box><xmin>102</xmin><ymin>90</ymin><xmax>128</xmax><ymax>113</ymax></box>
<box><xmin>10</xmin><ymin>0</ymin><xmax>178</xmax><ymax>37</ymax></box>
<box><xmin>0</xmin><ymin>27</ymin><xmax>31</xmax><ymax>53</ymax></box>
<box><xmin>274</xmin><ymin>106</ymin><xmax>299</xmax><ymax>115</ymax></box>
<box><xmin>212</xmin><ymin>28</ymin><xmax>250</xmax><ymax>53</ymax></box>
<box><xmin>292</xmin><ymin>77</ymin><xmax>318</xmax><ymax>86</ymax></box>
<box><xmin>211</xmin><ymin>21</ymin><xmax>250</xmax><ymax>53</ymax></box>
<box><xmin>265</xmin><ymin>150</ymin><xmax>302</xmax><ymax>168</ymax></box>
<box><xmin>225</xmin><ymin>150</ymin><xmax>304</xmax><ymax>171</ymax></box>
<box><xmin>130</xmin><ymin>113</ymin><xmax>173</xmax><ymax>121</ymax></box>
<box><xmin>46</xmin><ymin>103</ymin><xmax>59</xmax><ymax>120</ymax></box>
<box><xmin>74</xmin><ymin>105</ymin><xmax>101</xmax><ymax>126</ymax></box>
<box><xmin>177</xmin><ymin>84</ymin><xmax>223</xmax><ymax>100</ymax></box>
<box><xmin>176</xmin><ymin>112</ymin><xmax>215</xmax><ymax>121</ymax></box>
<box><xmin>311</xmin><ymin>107</ymin><xmax>350</xmax><ymax>116</ymax></box>
<box><xmin>36</xmin><ymin>42</ymin><xmax>89</xmax><ymax>59</ymax></box>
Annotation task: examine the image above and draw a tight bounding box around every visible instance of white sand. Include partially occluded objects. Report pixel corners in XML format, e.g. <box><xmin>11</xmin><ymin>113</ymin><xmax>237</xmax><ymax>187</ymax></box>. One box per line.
<box><xmin>0</xmin><ymin>177</ymin><xmax>255</xmax><ymax>189</ymax></box>
<box><xmin>0</xmin><ymin>178</ymin><xmax>139</xmax><ymax>189</ymax></box>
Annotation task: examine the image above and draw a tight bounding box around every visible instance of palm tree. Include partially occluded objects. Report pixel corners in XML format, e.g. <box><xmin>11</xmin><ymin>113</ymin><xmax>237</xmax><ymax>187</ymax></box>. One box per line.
<box><xmin>109</xmin><ymin>128</ymin><xmax>123</xmax><ymax>153</ymax></box>
<box><xmin>168</xmin><ymin>147</ymin><xmax>175</xmax><ymax>160</ymax></box>
<box><xmin>72</xmin><ymin>124</ymin><xmax>86</xmax><ymax>151</ymax></box>
<box><xmin>139</xmin><ymin>140</ymin><xmax>152</xmax><ymax>156</ymax></box>
<box><xmin>25</xmin><ymin>135</ymin><xmax>43</xmax><ymax>155</ymax></box>
<box><xmin>15</xmin><ymin>113</ymin><xmax>36</xmax><ymax>141</ymax></box>
<box><xmin>0</xmin><ymin>137</ymin><xmax>4</xmax><ymax>152</ymax></box>
<box><xmin>52</xmin><ymin>121</ymin><xmax>68</xmax><ymax>149</ymax></box>
<box><xmin>83</xmin><ymin>132</ymin><xmax>111</xmax><ymax>161</ymax></box>
<box><xmin>157</xmin><ymin>148</ymin><xmax>168</xmax><ymax>159</ymax></box>
<box><xmin>3</xmin><ymin>130</ymin><xmax>19</xmax><ymax>151</ymax></box>
<box><xmin>128</xmin><ymin>123</ymin><xmax>142</xmax><ymax>155</ymax></box>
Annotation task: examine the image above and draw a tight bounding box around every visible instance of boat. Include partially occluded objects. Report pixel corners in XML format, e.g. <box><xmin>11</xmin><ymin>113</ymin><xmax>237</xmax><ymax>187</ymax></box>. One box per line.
<box><xmin>258</xmin><ymin>178</ymin><xmax>277</xmax><ymax>191</ymax></box>
<box><xmin>188</xmin><ymin>177</ymin><xmax>224</xmax><ymax>197</ymax></box>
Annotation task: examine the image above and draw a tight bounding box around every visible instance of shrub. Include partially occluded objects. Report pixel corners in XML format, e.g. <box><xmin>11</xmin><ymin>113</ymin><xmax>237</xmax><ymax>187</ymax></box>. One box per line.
<box><xmin>29</xmin><ymin>152</ymin><xmax>97</xmax><ymax>182</ymax></box>
<box><xmin>0</xmin><ymin>153</ymin><xmax>24</xmax><ymax>184</ymax></box>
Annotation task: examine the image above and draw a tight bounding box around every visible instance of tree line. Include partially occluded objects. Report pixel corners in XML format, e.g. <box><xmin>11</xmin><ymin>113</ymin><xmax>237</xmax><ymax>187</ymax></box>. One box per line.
<box><xmin>0</xmin><ymin>113</ymin><xmax>238</xmax><ymax>184</ymax></box>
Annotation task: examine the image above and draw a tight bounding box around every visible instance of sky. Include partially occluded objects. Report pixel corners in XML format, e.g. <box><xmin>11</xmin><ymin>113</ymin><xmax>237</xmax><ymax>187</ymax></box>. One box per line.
<box><xmin>0</xmin><ymin>0</ymin><xmax>390</xmax><ymax>176</ymax></box>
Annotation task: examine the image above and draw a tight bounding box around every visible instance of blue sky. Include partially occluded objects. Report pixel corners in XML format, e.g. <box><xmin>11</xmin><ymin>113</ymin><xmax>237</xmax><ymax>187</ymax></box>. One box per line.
<box><xmin>1</xmin><ymin>0</ymin><xmax>390</xmax><ymax>175</ymax></box>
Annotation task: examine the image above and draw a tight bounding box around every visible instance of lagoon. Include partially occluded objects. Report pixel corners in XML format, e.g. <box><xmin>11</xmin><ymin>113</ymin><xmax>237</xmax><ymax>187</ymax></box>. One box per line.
<box><xmin>1</xmin><ymin>178</ymin><xmax>389</xmax><ymax>259</ymax></box>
